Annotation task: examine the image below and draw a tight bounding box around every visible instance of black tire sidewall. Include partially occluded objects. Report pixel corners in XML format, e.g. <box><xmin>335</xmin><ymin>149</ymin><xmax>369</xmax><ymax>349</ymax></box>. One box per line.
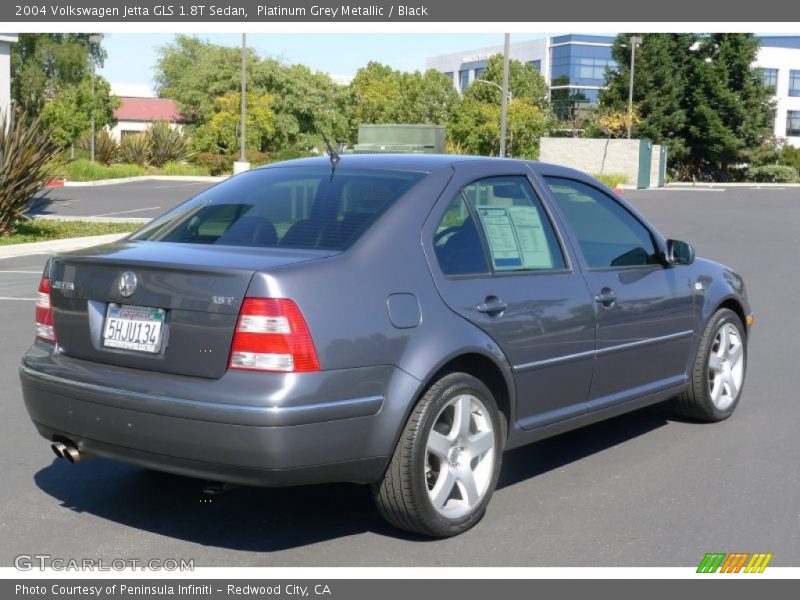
<box><xmin>697</xmin><ymin>310</ymin><xmax>748</xmax><ymax>420</ymax></box>
<box><xmin>409</xmin><ymin>373</ymin><xmax>504</xmax><ymax>537</ymax></box>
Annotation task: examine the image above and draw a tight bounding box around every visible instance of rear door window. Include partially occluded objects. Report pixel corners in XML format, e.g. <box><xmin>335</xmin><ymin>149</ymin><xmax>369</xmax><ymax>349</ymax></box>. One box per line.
<box><xmin>131</xmin><ymin>167</ymin><xmax>426</xmax><ymax>250</ymax></box>
<box><xmin>434</xmin><ymin>195</ymin><xmax>491</xmax><ymax>276</ymax></box>
<box><xmin>466</xmin><ymin>176</ymin><xmax>566</xmax><ymax>272</ymax></box>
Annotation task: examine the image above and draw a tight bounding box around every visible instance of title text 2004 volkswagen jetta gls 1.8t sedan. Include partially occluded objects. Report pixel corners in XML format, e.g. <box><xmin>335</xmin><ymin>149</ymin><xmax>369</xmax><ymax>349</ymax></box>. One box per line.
<box><xmin>20</xmin><ymin>155</ymin><xmax>751</xmax><ymax>537</ymax></box>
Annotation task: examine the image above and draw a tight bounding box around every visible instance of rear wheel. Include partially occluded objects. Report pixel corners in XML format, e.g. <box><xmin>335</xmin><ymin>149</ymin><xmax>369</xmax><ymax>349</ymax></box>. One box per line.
<box><xmin>672</xmin><ymin>308</ymin><xmax>747</xmax><ymax>421</ymax></box>
<box><xmin>372</xmin><ymin>372</ymin><xmax>503</xmax><ymax>537</ymax></box>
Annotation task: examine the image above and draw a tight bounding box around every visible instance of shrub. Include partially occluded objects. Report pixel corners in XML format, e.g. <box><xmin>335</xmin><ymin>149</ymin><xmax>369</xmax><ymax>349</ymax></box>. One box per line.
<box><xmin>247</xmin><ymin>150</ymin><xmax>271</xmax><ymax>166</ymax></box>
<box><xmin>119</xmin><ymin>134</ymin><xmax>149</xmax><ymax>166</ymax></box>
<box><xmin>744</xmin><ymin>165</ymin><xmax>799</xmax><ymax>183</ymax></box>
<box><xmin>778</xmin><ymin>145</ymin><xmax>800</xmax><ymax>170</ymax></box>
<box><xmin>592</xmin><ymin>173</ymin><xmax>628</xmax><ymax>188</ymax></box>
<box><xmin>0</xmin><ymin>110</ymin><xmax>65</xmax><ymax>234</ymax></box>
<box><xmin>194</xmin><ymin>153</ymin><xmax>231</xmax><ymax>176</ymax></box>
<box><xmin>270</xmin><ymin>147</ymin><xmax>314</xmax><ymax>163</ymax></box>
<box><xmin>94</xmin><ymin>129</ymin><xmax>119</xmax><ymax>165</ymax></box>
<box><xmin>146</xmin><ymin>121</ymin><xmax>190</xmax><ymax>167</ymax></box>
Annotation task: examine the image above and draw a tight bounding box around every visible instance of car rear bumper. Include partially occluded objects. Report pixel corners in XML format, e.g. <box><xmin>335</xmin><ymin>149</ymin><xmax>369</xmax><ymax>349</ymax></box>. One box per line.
<box><xmin>20</xmin><ymin>345</ymin><xmax>422</xmax><ymax>486</ymax></box>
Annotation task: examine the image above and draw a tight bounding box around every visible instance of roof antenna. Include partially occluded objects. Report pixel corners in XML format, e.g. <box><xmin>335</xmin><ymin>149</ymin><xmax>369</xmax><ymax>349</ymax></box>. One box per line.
<box><xmin>321</xmin><ymin>133</ymin><xmax>340</xmax><ymax>169</ymax></box>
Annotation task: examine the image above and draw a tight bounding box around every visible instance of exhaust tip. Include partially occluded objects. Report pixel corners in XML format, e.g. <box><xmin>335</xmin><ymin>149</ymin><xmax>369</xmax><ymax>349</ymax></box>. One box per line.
<box><xmin>62</xmin><ymin>446</ymin><xmax>81</xmax><ymax>464</ymax></box>
<box><xmin>51</xmin><ymin>442</ymin><xmax>67</xmax><ymax>459</ymax></box>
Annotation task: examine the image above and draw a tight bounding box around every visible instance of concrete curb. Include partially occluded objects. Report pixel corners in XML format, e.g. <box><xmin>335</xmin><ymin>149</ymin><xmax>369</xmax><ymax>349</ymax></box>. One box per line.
<box><xmin>33</xmin><ymin>215</ymin><xmax>150</xmax><ymax>224</ymax></box>
<box><xmin>61</xmin><ymin>175</ymin><xmax>228</xmax><ymax>187</ymax></box>
<box><xmin>0</xmin><ymin>233</ymin><xmax>128</xmax><ymax>259</ymax></box>
<box><xmin>668</xmin><ymin>182</ymin><xmax>800</xmax><ymax>188</ymax></box>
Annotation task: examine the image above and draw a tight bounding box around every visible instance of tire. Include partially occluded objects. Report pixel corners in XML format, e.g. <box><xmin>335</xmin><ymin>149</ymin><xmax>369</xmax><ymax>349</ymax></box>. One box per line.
<box><xmin>372</xmin><ymin>372</ymin><xmax>504</xmax><ymax>537</ymax></box>
<box><xmin>672</xmin><ymin>308</ymin><xmax>747</xmax><ymax>422</ymax></box>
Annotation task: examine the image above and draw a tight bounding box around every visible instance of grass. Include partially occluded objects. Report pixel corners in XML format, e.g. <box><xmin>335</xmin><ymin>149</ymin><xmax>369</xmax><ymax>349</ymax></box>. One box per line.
<box><xmin>56</xmin><ymin>159</ymin><xmax>211</xmax><ymax>182</ymax></box>
<box><xmin>162</xmin><ymin>161</ymin><xmax>210</xmax><ymax>176</ymax></box>
<box><xmin>591</xmin><ymin>173</ymin><xmax>629</xmax><ymax>188</ymax></box>
<box><xmin>0</xmin><ymin>219</ymin><xmax>140</xmax><ymax>246</ymax></box>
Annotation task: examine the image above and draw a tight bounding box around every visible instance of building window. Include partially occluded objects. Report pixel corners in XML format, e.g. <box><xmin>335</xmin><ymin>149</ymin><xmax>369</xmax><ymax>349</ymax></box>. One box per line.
<box><xmin>789</xmin><ymin>70</ymin><xmax>800</xmax><ymax>97</ymax></box>
<box><xmin>758</xmin><ymin>68</ymin><xmax>778</xmax><ymax>91</ymax></box>
<box><xmin>529</xmin><ymin>60</ymin><xmax>541</xmax><ymax>72</ymax></box>
<box><xmin>459</xmin><ymin>69</ymin><xmax>470</xmax><ymax>94</ymax></box>
<box><xmin>474</xmin><ymin>66</ymin><xmax>486</xmax><ymax>79</ymax></box>
<box><xmin>550</xmin><ymin>44</ymin><xmax>616</xmax><ymax>87</ymax></box>
<box><xmin>788</xmin><ymin>111</ymin><xmax>800</xmax><ymax>137</ymax></box>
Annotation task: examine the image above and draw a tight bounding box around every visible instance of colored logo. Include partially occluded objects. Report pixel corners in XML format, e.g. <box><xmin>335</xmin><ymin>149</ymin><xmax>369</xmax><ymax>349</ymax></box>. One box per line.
<box><xmin>697</xmin><ymin>552</ymin><xmax>773</xmax><ymax>573</ymax></box>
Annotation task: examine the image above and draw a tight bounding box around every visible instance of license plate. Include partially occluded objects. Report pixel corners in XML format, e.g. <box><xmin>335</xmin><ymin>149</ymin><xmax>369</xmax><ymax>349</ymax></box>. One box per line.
<box><xmin>102</xmin><ymin>304</ymin><xmax>166</xmax><ymax>354</ymax></box>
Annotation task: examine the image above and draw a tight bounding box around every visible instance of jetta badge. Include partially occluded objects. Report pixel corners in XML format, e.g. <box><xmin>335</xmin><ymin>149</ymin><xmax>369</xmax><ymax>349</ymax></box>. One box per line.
<box><xmin>118</xmin><ymin>271</ymin><xmax>137</xmax><ymax>297</ymax></box>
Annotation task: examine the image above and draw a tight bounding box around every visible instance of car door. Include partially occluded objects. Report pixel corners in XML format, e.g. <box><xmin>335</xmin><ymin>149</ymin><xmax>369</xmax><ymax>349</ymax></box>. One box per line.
<box><xmin>542</xmin><ymin>176</ymin><xmax>696</xmax><ymax>412</ymax></box>
<box><xmin>423</xmin><ymin>162</ymin><xmax>596</xmax><ymax>430</ymax></box>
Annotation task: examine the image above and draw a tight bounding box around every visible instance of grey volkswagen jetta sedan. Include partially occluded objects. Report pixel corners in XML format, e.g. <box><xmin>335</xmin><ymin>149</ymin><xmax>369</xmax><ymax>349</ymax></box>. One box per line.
<box><xmin>20</xmin><ymin>154</ymin><xmax>751</xmax><ymax>537</ymax></box>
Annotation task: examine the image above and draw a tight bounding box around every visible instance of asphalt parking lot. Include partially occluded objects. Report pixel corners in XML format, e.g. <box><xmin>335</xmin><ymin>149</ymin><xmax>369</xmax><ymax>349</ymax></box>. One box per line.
<box><xmin>1</xmin><ymin>183</ymin><xmax>798</xmax><ymax>567</ymax></box>
<box><xmin>28</xmin><ymin>180</ymin><xmax>215</xmax><ymax>220</ymax></box>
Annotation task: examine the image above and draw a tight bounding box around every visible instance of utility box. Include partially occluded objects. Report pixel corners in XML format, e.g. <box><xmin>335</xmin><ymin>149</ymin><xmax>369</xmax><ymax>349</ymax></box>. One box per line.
<box><xmin>353</xmin><ymin>124</ymin><xmax>446</xmax><ymax>154</ymax></box>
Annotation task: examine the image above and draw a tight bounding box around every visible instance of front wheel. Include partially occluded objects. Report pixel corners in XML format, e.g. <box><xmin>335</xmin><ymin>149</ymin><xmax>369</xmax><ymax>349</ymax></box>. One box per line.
<box><xmin>672</xmin><ymin>308</ymin><xmax>747</xmax><ymax>422</ymax></box>
<box><xmin>372</xmin><ymin>372</ymin><xmax>503</xmax><ymax>537</ymax></box>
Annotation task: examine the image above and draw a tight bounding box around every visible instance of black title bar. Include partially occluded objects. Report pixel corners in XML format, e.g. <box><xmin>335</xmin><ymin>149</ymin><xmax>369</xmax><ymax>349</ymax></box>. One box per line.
<box><xmin>3</xmin><ymin>0</ymin><xmax>799</xmax><ymax>23</ymax></box>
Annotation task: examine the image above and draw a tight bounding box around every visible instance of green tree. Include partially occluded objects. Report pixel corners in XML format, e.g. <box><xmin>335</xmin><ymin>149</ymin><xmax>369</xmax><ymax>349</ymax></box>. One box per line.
<box><xmin>192</xmin><ymin>92</ymin><xmax>277</xmax><ymax>154</ymax></box>
<box><xmin>347</xmin><ymin>62</ymin><xmax>460</xmax><ymax>138</ymax></box>
<box><xmin>155</xmin><ymin>35</ymin><xmax>259</xmax><ymax>123</ymax></box>
<box><xmin>448</xmin><ymin>97</ymin><xmax>548</xmax><ymax>159</ymax></box>
<box><xmin>40</xmin><ymin>77</ymin><xmax>119</xmax><ymax>151</ymax></box>
<box><xmin>465</xmin><ymin>54</ymin><xmax>549</xmax><ymax>109</ymax></box>
<box><xmin>254</xmin><ymin>59</ymin><xmax>350</xmax><ymax>150</ymax></box>
<box><xmin>10</xmin><ymin>33</ymin><xmax>106</xmax><ymax>117</ymax></box>
<box><xmin>684</xmin><ymin>34</ymin><xmax>775</xmax><ymax>176</ymax></box>
<box><xmin>449</xmin><ymin>56</ymin><xmax>550</xmax><ymax>158</ymax></box>
<box><xmin>155</xmin><ymin>36</ymin><xmax>348</xmax><ymax>151</ymax></box>
<box><xmin>600</xmin><ymin>33</ymin><xmax>774</xmax><ymax>177</ymax></box>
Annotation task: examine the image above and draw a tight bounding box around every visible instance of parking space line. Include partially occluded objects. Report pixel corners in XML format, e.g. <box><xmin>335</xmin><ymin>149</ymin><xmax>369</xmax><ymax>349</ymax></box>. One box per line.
<box><xmin>0</xmin><ymin>271</ymin><xmax>43</xmax><ymax>274</ymax></box>
<box><xmin>0</xmin><ymin>297</ymin><xmax>34</xmax><ymax>301</ymax></box>
<box><xmin>93</xmin><ymin>207</ymin><xmax>160</xmax><ymax>217</ymax></box>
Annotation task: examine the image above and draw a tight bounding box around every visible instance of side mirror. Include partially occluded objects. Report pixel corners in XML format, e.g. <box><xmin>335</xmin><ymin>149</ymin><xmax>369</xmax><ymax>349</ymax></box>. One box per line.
<box><xmin>666</xmin><ymin>239</ymin><xmax>695</xmax><ymax>265</ymax></box>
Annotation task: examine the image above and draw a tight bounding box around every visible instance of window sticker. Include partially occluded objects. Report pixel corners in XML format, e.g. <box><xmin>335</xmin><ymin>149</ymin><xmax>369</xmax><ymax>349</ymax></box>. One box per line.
<box><xmin>477</xmin><ymin>207</ymin><xmax>522</xmax><ymax>268</ymax></box>
<box><xmin>477</xmin><ymin>206</ymin><xmax>554</xmax><ymax>270</ymax></box>
<box><xmin>507</xmin><ymin>206</ymin><xmax>554</xmax><ymax>269</ymax></box>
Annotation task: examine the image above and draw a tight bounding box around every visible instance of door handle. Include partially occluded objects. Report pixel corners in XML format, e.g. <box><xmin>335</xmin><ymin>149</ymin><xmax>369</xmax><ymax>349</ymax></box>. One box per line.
<box><xmin>594</xmin><ymin>287</ymin><xmax>616</xmax><ymax>307</ymax></box>
<box><xmin>477</xmin><ymin>296</ymin><xmax>508</xmax><ymax>316</ymax></box>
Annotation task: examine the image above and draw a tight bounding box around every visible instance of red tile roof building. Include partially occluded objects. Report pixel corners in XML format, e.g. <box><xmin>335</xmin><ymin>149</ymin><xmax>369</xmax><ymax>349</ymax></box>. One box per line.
<box><xmin>114</xmin><ymin>97</ymin><xmax>184</xmax><ymax>123</ymax></box>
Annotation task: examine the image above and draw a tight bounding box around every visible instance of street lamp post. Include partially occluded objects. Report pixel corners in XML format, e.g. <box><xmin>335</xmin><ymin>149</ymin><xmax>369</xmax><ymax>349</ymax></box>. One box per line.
<box><xmin>627</xmin><ymin>35</ymin><xmax>642</xmax><ymax>140</ymax></box>
<box><xmin>499</xmin><ymin>33</ymin><xmax>511</xmax><ymax>157</ymax></box>
<box><xmin>233</xmin><ymin>33</ymin><xmax>250</xmax><ymax>174</ymax></box>
<box><xmin>88</xmin><ymin>34</ymin><xmax>102</xmax><ymax>162</ymax></box>
<box><xmin>240</xmin><ymin>33</ymin><xmax>246</xmax><ymax>163</ymax></box>
<box><xmin>472</xmin><ymin>78</ymin><xmax>513</xmax><ymax>156</ymax></box>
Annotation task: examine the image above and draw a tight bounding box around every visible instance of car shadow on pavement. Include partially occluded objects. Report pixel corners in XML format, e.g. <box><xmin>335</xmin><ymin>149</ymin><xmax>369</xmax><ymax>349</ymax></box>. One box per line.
<box><xmin>497</xmin><ymin>402</ymin><xmax>673</xmax><ymax>490</ymax></box>
<box><xmin>33</xmin><ymin>403</ymin><xmax>676</xmax><ymax>551</ymax></box>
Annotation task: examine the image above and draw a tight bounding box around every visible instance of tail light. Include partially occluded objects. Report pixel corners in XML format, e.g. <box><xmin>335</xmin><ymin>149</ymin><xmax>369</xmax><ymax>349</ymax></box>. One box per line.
<box><xmin>35</xmin><ymin>277</ymin><xmax>56</xmax><ymax>342</ymax></box>
<box><xmin>229</xmin><ymin>298</ymin><xmax>319</xmax><ymax>372</ymax></box>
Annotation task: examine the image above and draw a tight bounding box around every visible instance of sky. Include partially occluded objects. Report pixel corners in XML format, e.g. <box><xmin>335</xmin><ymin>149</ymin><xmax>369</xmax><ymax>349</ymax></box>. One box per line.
<box><xmin>98</xmin><ymin>33</ymin><xmax>550</xmax><ymax>93</ymax></box>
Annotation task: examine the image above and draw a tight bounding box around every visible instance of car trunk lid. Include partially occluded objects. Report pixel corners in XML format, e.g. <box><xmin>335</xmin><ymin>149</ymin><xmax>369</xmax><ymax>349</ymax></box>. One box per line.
<box><xmin>48</xmin><ymin>239</ymin><xmax>337</xmax><ymax>378</ymax></box>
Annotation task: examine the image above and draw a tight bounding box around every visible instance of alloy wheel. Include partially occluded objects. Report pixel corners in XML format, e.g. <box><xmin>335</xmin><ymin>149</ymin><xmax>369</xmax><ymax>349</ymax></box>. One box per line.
<box><xmin>708</xmin><ymin>322</ymin><xmax>745</xmax><ymax>410</ymax></box>
<box><xmin>424</xmin><ymin>393</ymin><xmax>495</xmax><ymax>519</ymax></box>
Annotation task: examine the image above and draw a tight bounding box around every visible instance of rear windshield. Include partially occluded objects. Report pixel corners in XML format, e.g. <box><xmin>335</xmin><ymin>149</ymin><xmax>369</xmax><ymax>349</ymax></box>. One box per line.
<box><xmin>130</xmin><ymin>166</ymin><xmax>426</xmax><ymax>250</ymax></box>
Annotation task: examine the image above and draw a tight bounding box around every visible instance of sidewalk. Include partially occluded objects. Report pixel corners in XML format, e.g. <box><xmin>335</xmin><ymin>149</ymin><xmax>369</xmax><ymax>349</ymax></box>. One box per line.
<box><xmin>0</xmin><ymin>233</ymin><xmax>128</xmax><ymax>259</ymax></box>
<box><xmin>53</xmin><ymin>175</ymin><xmax>228</xmax><ymax>188</ymax></box>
